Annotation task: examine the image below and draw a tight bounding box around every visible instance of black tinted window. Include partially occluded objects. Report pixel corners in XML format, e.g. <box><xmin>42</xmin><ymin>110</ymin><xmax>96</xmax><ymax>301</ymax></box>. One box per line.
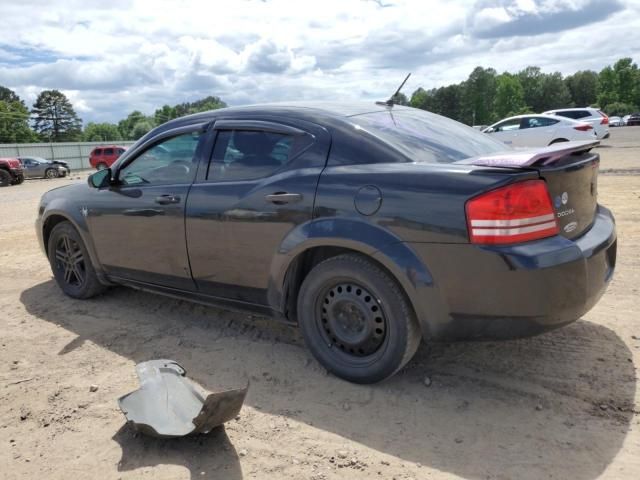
<box><xmin>209</xmin><ymin>130</ymin><xmax>294</xmax><ymax>181</ymax></box>
<box><xmin>104</xmin><ymin>148</ymin><xmax>114</xmax><ymax>155</ymax></box>
<box><xmin>351</xmin><ymin>109</ymin><xmax>507</xmax><ymax>163</ymax></box>
<box><xmin>556</xmin><ymin>110</ymin><xmax>590</xmax><ymax>120</ymax></box>
<box><xmin>522</xmin><ymin>117</ymin><xmax>559</xmax><ymax>128</ymax></box>
<box><xmin>94</xmin><ymin>149</ymin><xmax>102</xmax><ymax>155</ymax></box>
<box><xmin>119</xmin><ymin>132</ymin><xmax>201</xmax><ymax>186</ymax></box>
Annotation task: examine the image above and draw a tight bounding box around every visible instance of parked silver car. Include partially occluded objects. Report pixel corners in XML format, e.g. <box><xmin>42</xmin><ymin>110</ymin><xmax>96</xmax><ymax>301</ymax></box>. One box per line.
<box><xmin>18</xmin><ymin>157</ymin><xmax>69</xmax><ymax>179</ymax></box>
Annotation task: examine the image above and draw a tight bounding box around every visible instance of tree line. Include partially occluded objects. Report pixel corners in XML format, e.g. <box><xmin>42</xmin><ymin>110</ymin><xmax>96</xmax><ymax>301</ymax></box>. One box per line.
<box><xmin>405</xmin><ymin>57</ymin><xmax>640</xmax><ymax>126</ymax></box>
<box><xmin>1</xmin><ymin>56</ymin><xmax>638</xmax><ymax>143</ymax></box>
<box><xmin>0</xmin><ymin>88</ymin><xmax>227</xmax><ymax>143</ymax></box>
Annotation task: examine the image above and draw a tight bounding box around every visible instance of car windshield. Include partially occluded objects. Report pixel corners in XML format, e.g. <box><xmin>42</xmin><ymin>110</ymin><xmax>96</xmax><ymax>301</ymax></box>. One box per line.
<box><xmin>350</xmin><ymin>109</ymin><xmax>508</xmax><ymax>163</ymax></box>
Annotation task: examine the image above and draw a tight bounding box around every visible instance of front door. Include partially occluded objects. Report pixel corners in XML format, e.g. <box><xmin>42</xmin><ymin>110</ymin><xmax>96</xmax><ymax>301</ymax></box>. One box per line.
<box><xmin>186</xmin><ymin>118</ymin><xmax>330</xmax><ymax>305</ymax></box>
<box><xmin>86</xmin><ymin>127</ymin><xmax>205</xmax><ymax>290</ymax></box>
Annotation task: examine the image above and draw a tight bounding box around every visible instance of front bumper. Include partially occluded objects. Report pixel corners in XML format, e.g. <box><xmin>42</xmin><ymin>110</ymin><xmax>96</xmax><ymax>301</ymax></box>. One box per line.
<box><xmin>411</xmin><ymin>206</ymin><xmax>616</xmax><ymax>341</ymax></box>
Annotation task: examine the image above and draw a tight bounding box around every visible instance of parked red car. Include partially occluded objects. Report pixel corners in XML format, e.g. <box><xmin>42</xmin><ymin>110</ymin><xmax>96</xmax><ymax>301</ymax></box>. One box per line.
<box><xmin>89</xmin><ymin>145</ymin><xmax>127</xmax><ymax>170</ymax></box>
<box><xmin>0</xmin><ymin>157</ymin><xmax>24</xmax><ymax>186</ymax></box>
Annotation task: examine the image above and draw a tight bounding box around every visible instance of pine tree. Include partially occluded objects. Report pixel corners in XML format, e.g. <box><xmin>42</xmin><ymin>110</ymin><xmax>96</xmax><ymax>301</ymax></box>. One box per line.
<box><xmin>31</xmin><ymin>90</ymin><xmax>82</xmax><ymax>142</ymax></box>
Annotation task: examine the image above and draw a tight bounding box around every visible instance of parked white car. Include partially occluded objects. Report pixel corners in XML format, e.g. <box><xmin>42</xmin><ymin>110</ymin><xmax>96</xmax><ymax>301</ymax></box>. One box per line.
<box><xmin>482</xmin><ymin>114</ymin><xmax>597</xmax><ymax>147</ymax></box>
<box><xmin>609</xmin><ymin>116</ymin><xmax>624</xmax><ymax>127</ymax></box>
<box><xmin>543</xmin><ymin>107</ymin><xmax>609</xmax><ymax>139</ymax></box>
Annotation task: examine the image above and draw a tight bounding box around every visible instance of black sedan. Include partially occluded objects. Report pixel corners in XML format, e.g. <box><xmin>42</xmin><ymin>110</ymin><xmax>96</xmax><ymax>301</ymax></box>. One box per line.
<box><xmin>35</xmin><ymin>102</ymin><xmax>616</xmax><ymax>383</ymax></box>
<box><xmin>626</xmin><ymin>113</ymin><xmax>640</xmax><ymax>126</ymax></box>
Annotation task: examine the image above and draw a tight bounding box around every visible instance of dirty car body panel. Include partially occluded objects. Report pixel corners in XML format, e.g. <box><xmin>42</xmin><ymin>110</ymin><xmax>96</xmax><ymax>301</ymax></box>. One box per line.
<box><xmin>37</xmin><ymin>102</ymin><xmax>616</xmax><ymax>349</ymax></box>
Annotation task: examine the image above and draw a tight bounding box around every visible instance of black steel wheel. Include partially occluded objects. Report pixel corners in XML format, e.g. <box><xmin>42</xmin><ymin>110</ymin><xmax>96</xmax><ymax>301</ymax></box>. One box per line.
<box><xmin>298</xmin><ymin>254</ymin><xmax>421</xmax><ymax>384</ymax></box>
<box><xmin>48</xmin><ymin>221</ymin><xmax>107</xmax><ymax>299</ymax></box>
<box><xmin>318</xmin><ymin>282</ymin><xmax>387</xmax><ymax>357</ymax></box>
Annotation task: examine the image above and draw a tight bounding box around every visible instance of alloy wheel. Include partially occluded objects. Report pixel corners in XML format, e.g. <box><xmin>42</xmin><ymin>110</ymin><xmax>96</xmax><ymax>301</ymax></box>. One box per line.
<box><xmin>54</xmin><ymin>234</ymin><xmax>85</xmax><ymax>287</ymax></box>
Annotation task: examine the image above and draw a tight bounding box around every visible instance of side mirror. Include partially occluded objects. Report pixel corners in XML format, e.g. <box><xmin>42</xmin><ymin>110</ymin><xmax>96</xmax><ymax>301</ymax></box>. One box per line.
<box><xmin>483</xmin><ymin>127</ymin><xmax>494</xmax><ymax>133</ymax></box>
<box><xmin>88</xmin><ymin>168</ymin><xmax>112</xmax><ymax>188</ymax></box>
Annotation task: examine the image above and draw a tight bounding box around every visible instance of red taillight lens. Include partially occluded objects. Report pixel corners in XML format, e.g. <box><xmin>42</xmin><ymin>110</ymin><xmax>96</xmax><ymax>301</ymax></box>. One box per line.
<box><xmin>574</xmin><ymin>124</ymin><xmax>593</xmax><ymax>131</ymax></box>
<box><xmin>598</xmin><ymin>110</ymin><xmax>609</xmax><ymax>125</ymax></box>
<box><xmin>466</xmin><ymin>180</ymin><xmax>559</xmax><ymax>245</ymax></box>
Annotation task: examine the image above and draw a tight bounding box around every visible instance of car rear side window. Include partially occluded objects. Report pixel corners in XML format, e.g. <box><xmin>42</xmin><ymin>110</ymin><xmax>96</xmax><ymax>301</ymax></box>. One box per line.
<box><xmin>351</xmin><ymin>109</ymin><xmax>507</xmax><ymax>163</ymax></box>
<box><xmin>104</xmin><ymin>148</ymin><xmax>114</xmax><ymax>155</ymax></box>
<box><xmin>208</xmin><ymin>130</ymin><xmax>295</xmax><ymax>181</ymax></box>
<box><xmin>94</xmin><ymin>149</ymin><xmax>102</xmax><ymax>156</ymax></box>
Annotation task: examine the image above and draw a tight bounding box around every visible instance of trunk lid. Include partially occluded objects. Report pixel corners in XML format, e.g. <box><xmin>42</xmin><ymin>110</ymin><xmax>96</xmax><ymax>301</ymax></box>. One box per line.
<box><xmin>458</xmin><ymin>141</ymin><xmax>600</xmax><ymax>239</ymax></box>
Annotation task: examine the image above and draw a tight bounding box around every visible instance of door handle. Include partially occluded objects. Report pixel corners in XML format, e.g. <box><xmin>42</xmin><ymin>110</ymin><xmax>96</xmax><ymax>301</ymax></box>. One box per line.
<box><xmin>155</xmin><ymin>194</ymin><xmax>181</xmax><ymax>205</ymax></box>
<box><xmin>265</xmin><ymin>192</ymin><xmax>303</xmax><ymax>204</ymax></box>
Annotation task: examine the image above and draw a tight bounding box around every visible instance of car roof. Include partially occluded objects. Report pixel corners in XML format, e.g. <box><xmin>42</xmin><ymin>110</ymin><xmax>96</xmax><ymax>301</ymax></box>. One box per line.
<box><xmin>544</xmin><ymin>107</ymin><xmax>596</xmax><ymax>112</ymax></box>
<box><xmin>92</xmin><ymin>145</ymin><xmax>125</xmax><ymax>149</ymax></box>
<box><xmin>494</xmin><ymin>113</ymin><xmax>567</xmax><ymax>123</ymax></box>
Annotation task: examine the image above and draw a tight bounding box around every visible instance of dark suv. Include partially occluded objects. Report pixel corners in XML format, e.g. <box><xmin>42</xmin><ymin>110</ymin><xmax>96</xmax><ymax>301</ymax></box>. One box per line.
<box><xmin>89</xmin><ymin>145</ymin><xmax>126</xmax><ymax>170</ymax></box>
<box><xmin>0</xmin><ymin>157</ymin><xmax>24</xmax><ymax>186</ymax></box>
<box><xmin>36</xmin><ymin>102</ymin><xmax>616</xmax><ymax>383</ymax></box>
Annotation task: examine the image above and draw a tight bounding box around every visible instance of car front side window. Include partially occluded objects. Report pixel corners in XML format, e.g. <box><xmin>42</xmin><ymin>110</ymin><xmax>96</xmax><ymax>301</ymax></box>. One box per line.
<box><xmin>118</xmin><ymin>131</ymin><xmax>202</xmax><ymax>186</ymax></box>
<box><xmin>208</xmin><ymin>130</ymin><xmax>294</xmax><ymax>182</ymax></box>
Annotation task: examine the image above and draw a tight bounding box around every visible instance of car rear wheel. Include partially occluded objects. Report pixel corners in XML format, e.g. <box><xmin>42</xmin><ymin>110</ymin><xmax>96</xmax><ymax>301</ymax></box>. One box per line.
<box><xmin>45</xmin><ymin>168</ymin><xmax>59</xmax><ymax>178</ymax></box>
<box><xmin>48</xmin><ymin>221</ymin><xmax>107</xmax><ymax>299</ymax></box>
<box><xmin>297</xmin><ymin>254</ymin><xmax>421</xmax><ymax>384</ymax></box>
<box><xmin>96</xmin><ymin>163</ymin><xmax>107</xmax><ymax>170</ymax></box>
<box><xmin>0</xmin><ymin>169</ymin><xmax>12</xmax><ymax>187</ymax></box>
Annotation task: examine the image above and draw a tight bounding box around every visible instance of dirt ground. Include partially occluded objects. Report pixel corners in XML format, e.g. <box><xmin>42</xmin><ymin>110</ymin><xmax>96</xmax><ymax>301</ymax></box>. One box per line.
<box><xmin>1</xmin><ymin>127</ymin><xmax>639</xmax><ymax>480</ymax></box>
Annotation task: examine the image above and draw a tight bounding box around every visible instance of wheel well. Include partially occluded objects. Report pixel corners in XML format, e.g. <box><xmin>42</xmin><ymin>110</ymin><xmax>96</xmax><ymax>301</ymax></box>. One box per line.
<box><xmin>42</xmin><ymin>215</ymin><xmax>70</xmax><ymax>255</ymax></box>
<box><xmin>282</xmin><ymin>246</ymin><xmax>409</xmax><ymax>324</ymax></box>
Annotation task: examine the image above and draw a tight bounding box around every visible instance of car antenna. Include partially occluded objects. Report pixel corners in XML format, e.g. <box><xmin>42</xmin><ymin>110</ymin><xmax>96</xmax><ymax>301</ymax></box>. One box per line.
<box><xmin>376</xmin><ymin>73</ymin><xmax>411</xmax><ymax>107</ymax></box>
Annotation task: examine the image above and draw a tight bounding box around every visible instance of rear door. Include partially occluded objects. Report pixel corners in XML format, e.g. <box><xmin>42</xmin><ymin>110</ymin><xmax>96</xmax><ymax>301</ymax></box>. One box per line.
<box><xmin>186</xmin><ymin>118</ymin><xmax>330</xmax><ymax>305</ymax></box>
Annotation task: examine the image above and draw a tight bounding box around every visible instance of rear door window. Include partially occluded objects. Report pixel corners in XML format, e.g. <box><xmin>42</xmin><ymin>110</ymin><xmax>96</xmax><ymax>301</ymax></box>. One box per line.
<box><xmin>94</xmin><ymin>149</ymin><xmax>102</xmax><ymax>156</ymax></box>
<box><xmin>208</xmin><ymin>130</ymin><xmax>295</xmax><ymax>181</ymax></box>
<box><xmin>104</xmin><ymin>148</ymin><xmax>114</xmax><ymax>156</ymax></box>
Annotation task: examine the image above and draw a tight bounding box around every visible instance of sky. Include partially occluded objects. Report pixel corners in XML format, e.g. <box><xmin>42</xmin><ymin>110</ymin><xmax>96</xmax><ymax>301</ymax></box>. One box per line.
<box><xmin>0</xmin><ymin>0</ymin><xmax>639</xmax><ymax>124</ymax></box>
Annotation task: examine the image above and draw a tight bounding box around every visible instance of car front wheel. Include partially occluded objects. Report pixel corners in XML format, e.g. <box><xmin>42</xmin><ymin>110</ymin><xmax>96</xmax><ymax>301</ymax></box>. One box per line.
<box><xmin>297</xmin><ymin>254</ymin><xmax>421</xmax><ymax>384</ymax></box>
<box><xmin>45</xmin><ymin>168</ymin><xmax>59</xmax><ymax>179</ymax></box>
<box><xmin>48</xmin><ymin>221</ymin><xmax>106</xmax><ymax>299</ymax></box>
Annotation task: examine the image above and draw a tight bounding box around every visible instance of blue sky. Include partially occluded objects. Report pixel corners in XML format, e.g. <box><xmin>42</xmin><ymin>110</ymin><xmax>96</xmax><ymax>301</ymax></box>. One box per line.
<box><xmin>0</xmin><ymin>0</ymin><xmax>638</xmax><ymax>124</ymax></box>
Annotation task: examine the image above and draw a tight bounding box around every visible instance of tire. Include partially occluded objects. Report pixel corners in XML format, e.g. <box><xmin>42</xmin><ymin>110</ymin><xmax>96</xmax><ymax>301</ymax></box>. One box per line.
<box><xmin>549</xmin><ymin>138</ymin><xmax>569</xmax><ymax>145</ymax></box>
<box><xmin>0</xmin><ymin>169</ymin><xmax>12</xmax><ymax>187</ymax></box>
<box><xmin>96</xmin><ymin>163</ymin><xmax>107</xmax><ymax>170</ymax></box>
<box><xmin>297</xmin><ymin>254</ymin><xmax>421</xmax><ymax>384</ymax></box>
<box><xmin>45</xmin><ymin>168</ymin><xmax>59</xmax><ymax>179</ymax></box>
<box><xmin>47</xmin><ymin>221</ymin><xmax>107</xmax><ymax>299</ymax></box>
<box><xmin>13</xmin><ymin>174</ymin><xmax>24</xmax><ymax>185</ymax></box>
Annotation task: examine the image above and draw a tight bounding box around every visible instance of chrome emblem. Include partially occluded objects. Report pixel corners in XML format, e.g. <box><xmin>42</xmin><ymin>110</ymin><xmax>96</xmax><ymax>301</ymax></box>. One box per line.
<box><xmin>81</xmin><ymin>206</ymin><xmax>88</xmax><ymax>218</ymax></box>
<box><xmin>561</xmin><ymin>192</ymin><xmax>568</xmax><ymax>205</ymax></box>
<box><xmin>564</xmin><ymin>221</ymin><xmax>578</xmax><ymax>233</ymax></box>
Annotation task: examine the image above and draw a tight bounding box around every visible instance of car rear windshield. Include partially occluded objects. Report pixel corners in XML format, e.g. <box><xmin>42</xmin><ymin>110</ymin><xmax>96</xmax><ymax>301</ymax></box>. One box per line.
<box><xmin>350</xmin><ymin>109</ymin><xmax>507</xmax><ymax>164</ymax></box>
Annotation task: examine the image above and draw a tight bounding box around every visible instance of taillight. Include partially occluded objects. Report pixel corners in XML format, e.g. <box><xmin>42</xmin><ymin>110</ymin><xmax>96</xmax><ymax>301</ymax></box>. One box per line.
<box><xmin>598</xmin><ymin>111</ymin><xmax>609</xmax><ymax>125</ymax></box>
<box><xmin>466</xmin><ymin>180</ymin><xmax>559</xmax><ymax>245</ymax></box>
<box><xmin>574</xmin><ymin>124</ymin><xmax>593</xmax><ymax>131</ymax></box>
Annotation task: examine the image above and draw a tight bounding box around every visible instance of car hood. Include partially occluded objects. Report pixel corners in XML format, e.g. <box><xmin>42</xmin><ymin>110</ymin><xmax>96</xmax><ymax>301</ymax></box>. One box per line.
<box><xmin>42</xmin><ymin>182</ymin><xmax>88</xmax><ymax>201</ymax></box>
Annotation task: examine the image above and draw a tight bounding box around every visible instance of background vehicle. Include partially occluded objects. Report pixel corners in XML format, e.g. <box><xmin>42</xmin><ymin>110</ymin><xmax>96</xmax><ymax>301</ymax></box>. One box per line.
<box><xmin>609</xmin><ymin>116</ymin><xmax>624</xmax><ymax>127</ymax></box>
<box><xmin>543</xmin><ymin>107</ymin><xmax>609</xmax><ymax>139</ymax></box>
<box><xmin>0</xmin><ymin>157</ymin><xmax>24</xmax><ymax>186</ymax></box>
<box><xmin>18</xmin><ymin>156</ymin><xmax>69</xmax><ymax>179</ymax></box>
<box><xmin>36</xmin><ymin>103</ymin><xmax>616</xmax><ymax>384</ymax></box>
<box><xmin>482</xmin><ymin>114</ymin><xmax>596</xmax><ymax>147</ymax></box>
<box><xmin>626</xmin><ymin>113</ymin><xmax>640</xmax><ymax>126</ymax></box>
<box><xmin>623</xmin><ymin>114</ymin><xmax>631</xmax><ymax>125</ymax></box>
<box><xmin>89</xmin><ymin>145</ymin><xmax>127</xmax><ymax>170</ymax></box>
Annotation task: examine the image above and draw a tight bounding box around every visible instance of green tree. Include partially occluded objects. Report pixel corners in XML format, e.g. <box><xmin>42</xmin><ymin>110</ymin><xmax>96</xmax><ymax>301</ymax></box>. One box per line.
<box><xmin>31</xmin><ymin>90</ymin><xmax>82</xmax><ymax>142</ymax></box>
<box><xmin>538</xmin><ymin>72</ymin><xmax>572</xmax><ymax>111</ymax></box>
<box><xmin>494</xmin><ymin>73</ymin><xmax>526</xmax><ymax>118</ymax></box>
<box><xmin>390</xmin><ymin>92</ymin><xmax>409</xmax><ymax>105</ymax></box>
<box><xmin>517</xmin><ymin>66</ymin><xmax>545</xmax><ymax>113</ymax></box>
<box><xmin>0</xmin><ymin>86</ymin><xmax>36</xmax><ymax>143</ymax></box>
<box><xmin>612</xmin><ymin>58</ymin><xmax>639</xmax><ymax>105</ymax></box>
<box><xmin>83</xmin><ymin>122</ymin><xmax>123</xmax><ymax>141</ymax></box>
<box><xmin>597</xmin><ymin>66</ymin><xmax>618</xmax><ymax>107</ymax></box>
<box><xmin>602</xmin><ymin>101</ymin><xmax>638</xmax><ymax>116</ymax></box>
<box><xmin>461</xmin><ymin>67</ymin><xmax>497</xmax><ymax>125</ymax></box>
<box><xmin>565</xmin><ymin>70</ymin><xmax>598</xmax><ymax>107</ymax></box>
<box><xmin>118</xmin><ymin>111</ymin><xmax>153</xmax><ymax>140</ymax></box>
<box><xmin>131</xmin><ymin>119</ymin><xmax>155</xmax><ymax>140</ymax></box>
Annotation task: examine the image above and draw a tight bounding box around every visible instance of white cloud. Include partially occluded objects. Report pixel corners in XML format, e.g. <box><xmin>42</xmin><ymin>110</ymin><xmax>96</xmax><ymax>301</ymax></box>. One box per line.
<box><xmin>0</xmin><ymin>0</ymin><xmax>638</xmax><ymax>123</ymax></box>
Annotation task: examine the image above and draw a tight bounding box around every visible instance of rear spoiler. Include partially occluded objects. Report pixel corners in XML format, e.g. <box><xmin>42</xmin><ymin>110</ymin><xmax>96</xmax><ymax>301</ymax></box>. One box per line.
<box><xmin>457</xmin><ymin>140</ymin><xmax>599</xmax><ymax>168</ymax></box>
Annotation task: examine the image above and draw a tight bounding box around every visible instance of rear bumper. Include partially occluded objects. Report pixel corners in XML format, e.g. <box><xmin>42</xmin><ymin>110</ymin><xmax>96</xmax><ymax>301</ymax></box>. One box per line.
<box><xmin>410</xmin><ymin>206</ymin><xmax>616</xmax><ymax>341</ymax></box>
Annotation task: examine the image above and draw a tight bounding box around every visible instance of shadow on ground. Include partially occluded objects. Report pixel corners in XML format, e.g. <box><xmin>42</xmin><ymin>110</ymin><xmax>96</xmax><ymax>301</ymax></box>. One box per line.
<box><xmin>21</xmin><ymin>280</ymin><xmax>636</xmax><ymax>480</ymax></box>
